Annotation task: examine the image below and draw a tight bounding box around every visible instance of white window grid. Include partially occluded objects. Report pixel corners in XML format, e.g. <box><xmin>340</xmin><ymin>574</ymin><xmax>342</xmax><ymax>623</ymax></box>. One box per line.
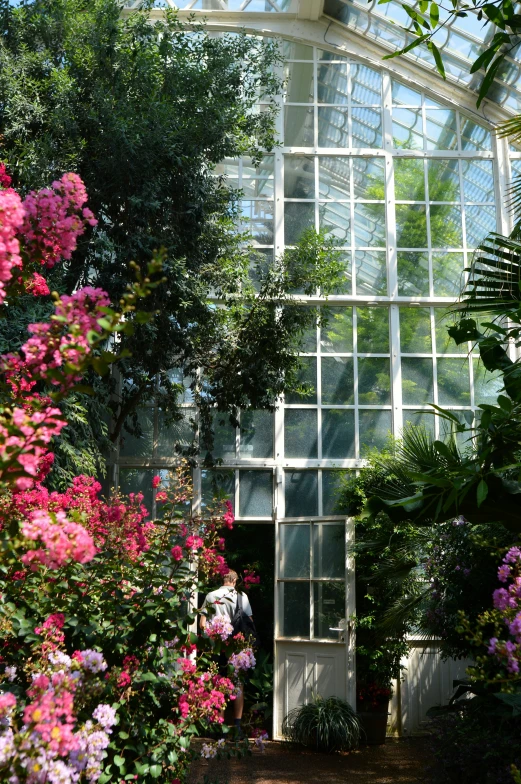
<box><xmin>115</xmin><ymin>42</ymin><xmax>510</xmax><ymax>522</ymax></box>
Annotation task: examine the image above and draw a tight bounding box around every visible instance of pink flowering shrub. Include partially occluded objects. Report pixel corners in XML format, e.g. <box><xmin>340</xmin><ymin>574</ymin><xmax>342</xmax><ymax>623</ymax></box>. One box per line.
<box><xmin>0</xmin><ymin>171</ymin><xmax>253</xmax><ymax>784</ymax></box>
<box><xmin>205</xmin><ymin>615</ymin><xmax>234</xmax><ymax>642</ymax></box>
<box><xmin>0</xmin><ymin>640</ymin><xmax>117</xmax><ymax>783</ymax></box>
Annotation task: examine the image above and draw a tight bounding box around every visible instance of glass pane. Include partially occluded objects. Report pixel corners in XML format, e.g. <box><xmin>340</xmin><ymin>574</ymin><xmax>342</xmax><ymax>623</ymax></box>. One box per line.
<box><xmin>284</xmin><ymin>62</ymin><xmax>314</xmax><ymax>102</ymax></box>
<box><xmin>427</xmin><ymin>159</ymin><xmax>460</xmax><ymax>201</ymax></box>
<box><xmin>322</xmin><ymin>471</ymin><xmax>347</xmax><ymax>515</ymax></box>
<box><xmin>241</xmin><ymin>200</ymin><xmax>274</xmax><ymax>244</ymax></box>
<box><xmin>320</xmin><ymin>307</ymin><xmax>353</xmax><ymax>353</ymax></box>
<box><xmin>353</xmin><ymin>157</ymin><xmax>385</xmax><ymax>199</ymax></box>
<box><xmin>241</xmin><ymin>178</ymin><xmax>274</xmax><ymax>199</ymax></box>
<box><xmin>359</xmin><ymin>409</ymin><xmax>392</xmax><ymax>453</ymax></box>
<box><xmin>282</xmin><ymin>41</ymin><xmax>313</xmax><ymax>59</ymax></box>
<box><xmin>210</xmin><ymin>412</ymin><xmax>236</xmax><ymax>459</ymax></box>
<box><xmin>249</xmin><ymin>248</ymin><xmax>273</xmax><ymax>292</ymax></box>
<box><xmin>462</xmin><ymin>160</ymin><xmax>494</xmax><ymax>203</ymax></box>
<box><xmin>239</xmin><ymin>471</ymin><xmax>272</xmax><ymax>517</ymax></box>
<box><xmin>286</xmin><ymin>357</ymin><xmax>317</xmax><ymax>403</ymax></box>
<box><xmin>280</xmin><ymin>523</ymin><xmax>311</xmax><ymax>578</ymax></box>
<box><xmin>313</xmin><ymin>582</ymin><xmax>345</xmax><ymax>640</ymax></box>
<box><xmin>318</xmin><ymin>107</ymin><xmax>348</xmax><ymax>148</ymax></box>
<box><xmin>333</xmin><ymin>252</ymin><xmax>352</xmax><ymax>294</ymax></box>
<box><xmin>358</xmin><ymin>358</ymin><xmax>391</xmax><ymax>404</ymax></box>
<box><xmin>351</xmin><ymin>108</ymin><xmax>382</xmax><ymax>148</ymax></box>
<box><xmin>351</xmin><ymin>63</ymin><xmax>382</xmax><ymax>105</ymax></box>
<box><xmin>118</xmin><ymin>469</ymin><xmax>154</xmax><ymax>514</ymax></box>
<box><xmin>281</xmin><ymin>582</ymin><xmax>310</xmax><ymax>638</ymax></box>
<box><xmin>285</xmin><ymin>471</ymin><xmax>318</xmax><ymax>517</ymax></box>
<box><xmin>319</xmin><ymin>156</ymin><xmax>350</xmax><ymax>200</ymax></box>
<box><xmin>397</xmin><ymin>251</ymin><xmax>429</xmax><ymax>296</ymax></box>
<box><xmin>319</xmin><ymin>202</ymin><xmax>350</xmax><ymax>243</ymax></box>
<box><xmin>322</xmin><ymin>409</ymin><xmax>355</xmax><ymax>459</ymax></box>
<box><xmin>394</xmin><ymin>158</ymin><xmax>425</xmax><ymax>201</ymax></box>
<box><xmin>313</xmin><ymin>524</ymin><xmax>344</xmax><ymax>578</ymax></box>
<box><xmin>402</xmin><ymin>357</ymin><xmax>434</xmax><ymax>404</ymax></box>
<box><xmin>284</xmin><ymin>410</ymin><xmax>318</xmax><ymax>458</ymax></box>
<box><xmin>465</xmin><ymin>205</ymin><xmax>496</xmax><ymax>248</ymax></box>
<box><xmin>437</xmin><ymin>358</ymin><xmax>470</xmax><ymax>405</ymax></box>
<box><xmin>396</xmin><ymin>204</ymin><xmax>428</xmax><ymax>248</ymax></box>
<box><xmin>435</xmin><ymin>314</ymin><xmax>466</xmax><ymax>354</ymax></box>
<box><xmin>317</xmin><ymin>63</ymin><xmax>349</xmax><ymax>104</ymax></box>
<box><xmin>392</xmin><ymin>81</ymin><xmax>421</xmax><ymax>106</ymax></box>
<box><xmin>285</xmin><ymin>202</ymin><xmax>315</xmax><ymax>245</ymax></box>
<box><xmin>357</xmin><ymin>307</ymin><xmax>389</xmax><ymax>353</ymax></box>
<box><xmin>430</xmin><ymin>205</ymin><xmax>463</xmax><ymax>247</ymax></box>
<box><xmin>321</xmin><ymin>357</ymin><xmax>354</xmax><ymax>405</ymax></box>
<box><xmin>166</xmin><ymin>368</ymin><xmax>194</xmax><ymax>403</ymax></box>
<box><xmin>301</xmin><ymin>321</ymin><xmax>318</xmax><ymax>353</ymax></box>
<box><xmin>473</xmin><ymin>360</ymin><xmax>503</xmax><ymax>405</ymax></box>
<box><xmin>354</xmin><ymin>203</ymin><xmax>385</xmax><ymax>246</ymax></box>
<box><xmin>243</xmin><ymin>156</ymin><xmax>275</xmax><ymax>178</ymax></box>
<box><xmin>460</xmin><ymin>118</ymin><xmax>491</xmax><ymax>152</ymax></box>
<box><xmin>201</xmin><ymin>469</ymin><xmax>235</xmax><ymax>510</ymax></box>
<box><xmin>119</xmin><ymin>408</ymin><xmax>154</xmax><ymax>458</ymax></box>
<box><xmin>432</xmin><ymin>252</ymin><xmax>465</xmax><ymax>297</ymax></box>
<box><xmin>284</xmin><ymin>156</ymin><xmax>315</xmax><ymax>199</ymax></box>
<box><xmin>425</xmin><ymin>108</ymin><xmax>458</xmax><ymax>150</ymax></box>
<box><xmin>317</xmin><ymin>48</ymin><xmax>348</xmax><ymax>61</ymax></box>
<box><xmin>355</xmin><ymin>250</ymin><xmax>387</xmax><ymax>295</ymax></box>
<box><xmin>402</xmin><ymin>411</ymin><xmax>435</xmax><ymax>435</ymax></box>
<box><xmin>239</xmin><ymin>410</ymin><xmax>274</xmax><ymax>458</ymax></box>
<box><xmin>392</xmin><ymin>108</ymin><xmax>423</xmax><ymax>150</ymax></box>
<box><xmin>400</xmin><ymin>308</ymin><xmax>432</xmax><ymax>354</ymax></box>
<box><xmin>285</xmin><ymin>106</ymin><xmax>314</xmax><ymax>146</ymax></box>
<box><xmin>156</xmin><ymin>408</ymin><xmax>195</xmax><ymax>457</ymax></box>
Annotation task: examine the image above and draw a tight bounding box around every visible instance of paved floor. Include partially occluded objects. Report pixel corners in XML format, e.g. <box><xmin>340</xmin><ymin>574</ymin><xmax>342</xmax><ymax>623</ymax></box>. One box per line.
<box><xmin>190</xmin><ymin>738</ymin><xmax>434</xmax><ymax>784</ymax></box>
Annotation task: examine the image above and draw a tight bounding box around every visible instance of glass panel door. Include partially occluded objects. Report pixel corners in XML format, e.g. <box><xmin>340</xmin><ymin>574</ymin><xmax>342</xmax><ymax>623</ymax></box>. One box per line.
<box><xmin>277</xmin><ymin>520</ymin><xmax>346</xmax><ymax>640</ymax></box>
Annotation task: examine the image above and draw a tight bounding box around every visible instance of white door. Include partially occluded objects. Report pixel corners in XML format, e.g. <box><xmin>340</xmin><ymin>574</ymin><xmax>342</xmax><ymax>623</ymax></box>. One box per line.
<box><xmin>273</xmin><ymin>516</ymin><xmax>356</xmax><ymax>739</ymax></box>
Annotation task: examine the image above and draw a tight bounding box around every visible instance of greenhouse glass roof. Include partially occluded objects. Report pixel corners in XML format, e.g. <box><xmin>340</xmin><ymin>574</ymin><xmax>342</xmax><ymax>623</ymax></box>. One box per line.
<box><xmin>124</xmin><ymin>0</ymin><xmax>521</xmax><ymax>113</ymax></box>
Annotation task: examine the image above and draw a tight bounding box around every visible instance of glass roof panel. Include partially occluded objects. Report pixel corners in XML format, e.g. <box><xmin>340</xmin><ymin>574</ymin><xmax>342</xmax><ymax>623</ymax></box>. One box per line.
<box><xmin>323</xmin><ymin>0</ymin><xmax>521</xmax><ymax>110</ymax></box>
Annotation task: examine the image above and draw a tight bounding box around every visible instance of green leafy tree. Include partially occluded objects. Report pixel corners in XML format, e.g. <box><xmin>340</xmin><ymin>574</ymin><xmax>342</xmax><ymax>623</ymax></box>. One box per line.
<box><xmin>0</xmin><ymin>0</ymin><xmax>344</xmax><ymax>483</ymax></box>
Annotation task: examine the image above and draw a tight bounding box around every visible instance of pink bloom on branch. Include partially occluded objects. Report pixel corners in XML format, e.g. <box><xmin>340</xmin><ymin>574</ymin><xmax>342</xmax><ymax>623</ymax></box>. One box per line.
<box><xmin>0</xmin><ymin>163</ymin><xmax>12</xmax><ymax>189</ymax></box>
<box><xmin>152</xmin><ymin>475</ymin><xmax>161</xmax><ymax>488</ymax></box>
<box><xmin>223</xmin><ymin>500</ymin><xmax>234</xmax><ymax>530</ymax></box>
<box><xmin>25</xmin><ymin>272</ymin><xmax>50</xmax><ymax>297</ymax></box>
<box><xmin>20</xmin><ymin>509</ymin><xmax>96</xmax><ymax>570</ymax></box>
<box><xmin>0</xmin><ymin>692</ymin><xmax>16</xmax><ymax>717</ymax></box>
<box><xmin>0</xmin><ymin>187</ymin><xmax>24</xmax><ymax>305</ymax></box>
<box><xmin>171</xmin><ymin>545</ymin><xmax>183</xmax><ymax>561</ymax></box>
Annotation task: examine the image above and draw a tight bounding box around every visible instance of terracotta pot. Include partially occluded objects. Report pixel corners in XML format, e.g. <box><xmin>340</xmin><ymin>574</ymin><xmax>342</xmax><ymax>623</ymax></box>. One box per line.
<box><xmin>357</xmin><ymin>702</ymin><xmax>389</xmax><ymax>746</ymax></box>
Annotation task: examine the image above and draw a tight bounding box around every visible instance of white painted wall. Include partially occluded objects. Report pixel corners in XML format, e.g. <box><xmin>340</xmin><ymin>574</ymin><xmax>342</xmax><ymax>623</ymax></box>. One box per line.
<box><xmin>389</xmin><ymin>641</ymin><xmax>473</xmax><ymax>735</ymax></box>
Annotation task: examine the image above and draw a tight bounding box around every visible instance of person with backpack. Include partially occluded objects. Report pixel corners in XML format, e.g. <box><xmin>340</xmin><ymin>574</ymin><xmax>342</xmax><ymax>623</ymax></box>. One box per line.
<box><xmin>200</xmin><ymin>569</ymin><xmax>255</xmax><ymax>734</ymax></box>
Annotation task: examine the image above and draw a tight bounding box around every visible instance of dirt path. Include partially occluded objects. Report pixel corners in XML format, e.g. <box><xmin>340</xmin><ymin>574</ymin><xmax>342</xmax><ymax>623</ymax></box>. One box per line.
<box><xmin>190</xmin><ymin>738</ymin><xmax>434</xmax><ymax>784</ymax></box>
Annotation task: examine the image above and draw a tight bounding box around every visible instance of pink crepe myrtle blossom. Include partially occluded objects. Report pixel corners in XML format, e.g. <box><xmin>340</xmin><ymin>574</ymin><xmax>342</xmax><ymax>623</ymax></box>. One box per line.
<box><xmin>229</xmin><ymin>648</ymin><xmax>256</xmax><ymax>673</ymax></box>
<box><xmin>0</xmin><ymin>187</ymin><xmax>24</xmax><ymax>305</ymax></box>
<box><xmin>20</xmin><ymin>173</ymin><xmax>97</xmax><ymax>269</ymax></box>
<box><xmin>205</xmin><ymin>615</ymin><xmax>233</xmax><ymax>642</ymax></box>
<box><xmin>152</xmin><ymin>475</ymin><xmax>161</xmax><ymax>488</ymax></box>
<box><xmin>171</xmin><ymin>545</ymin><xmax>183</xmax><ymax>561</ymax></box>
<box><xmin>20</xmin><ymin>509</ymin><xmax>97</xmax><ymax>570</ymax></box>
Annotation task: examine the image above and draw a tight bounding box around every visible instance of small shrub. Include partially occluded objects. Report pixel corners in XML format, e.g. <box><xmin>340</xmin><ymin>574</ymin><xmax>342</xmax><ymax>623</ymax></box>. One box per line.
<box><xmin>282</xmin><ymin>695</ymin><xmax>361</xmax><ymax>753</ymax></box>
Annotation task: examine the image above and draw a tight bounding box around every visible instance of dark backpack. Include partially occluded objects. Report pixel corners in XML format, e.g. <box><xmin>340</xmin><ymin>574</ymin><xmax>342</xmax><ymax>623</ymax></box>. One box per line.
<box><xmin>231</xmin><ymin>592</ymin><xmax>259</xmax><ymax>648</ymax></box>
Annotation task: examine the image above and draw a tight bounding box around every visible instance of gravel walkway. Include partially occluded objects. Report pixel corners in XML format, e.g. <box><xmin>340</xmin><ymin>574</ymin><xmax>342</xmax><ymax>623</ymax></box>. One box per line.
<box><xmin>190</xmin><ymin>738</ymin><xmax>434</xmax><ymax>784</ymax></box>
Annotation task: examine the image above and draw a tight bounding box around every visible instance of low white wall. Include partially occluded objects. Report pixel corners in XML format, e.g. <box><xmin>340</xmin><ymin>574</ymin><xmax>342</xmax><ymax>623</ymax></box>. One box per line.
<box><xmin>389</xmin><ymin>640</ymin><xmax>473</xmax><ymax>735</ymax></box>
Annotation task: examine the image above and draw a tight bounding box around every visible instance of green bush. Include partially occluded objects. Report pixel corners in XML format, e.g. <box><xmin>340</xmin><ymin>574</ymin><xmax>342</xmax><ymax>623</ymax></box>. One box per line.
<box><xmin>282</xmin><ymin>695</ymin><xmax>361</xmax><ymax>753</ymax></box>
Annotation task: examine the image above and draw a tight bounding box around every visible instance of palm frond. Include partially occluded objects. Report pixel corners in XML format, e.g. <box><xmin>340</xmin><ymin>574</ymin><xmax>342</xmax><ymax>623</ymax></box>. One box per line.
<box><xmin>456</xmin><ymin>234</ymin><xmax>521</xmax><ymax>317</ymax></box>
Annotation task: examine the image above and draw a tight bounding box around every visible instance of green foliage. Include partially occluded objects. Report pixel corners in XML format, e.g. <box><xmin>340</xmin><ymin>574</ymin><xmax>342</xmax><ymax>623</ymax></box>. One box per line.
<box><xmin>382</xmin><ymin>0</ymin><xmax>520</xmax><ymax>106</ymax></box>
<box><xmin>282</xmin><ymin>695</ymin><xmax>361</xmax><ymax>753</ymax></box>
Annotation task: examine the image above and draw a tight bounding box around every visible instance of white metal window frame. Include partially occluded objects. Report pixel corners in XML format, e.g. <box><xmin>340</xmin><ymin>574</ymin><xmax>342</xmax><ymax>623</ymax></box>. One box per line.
<box><xmin>114</xmin><ymin>29</ymin><xmax>516</xmax><ymax>523</ymax></box>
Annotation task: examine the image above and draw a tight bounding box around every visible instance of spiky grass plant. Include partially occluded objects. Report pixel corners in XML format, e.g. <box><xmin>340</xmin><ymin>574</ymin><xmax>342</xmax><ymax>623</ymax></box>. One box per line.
<box><xmin>282</xmin><ymin>695</ymin><xmax>361</xmax><ymax>753</ymax></box>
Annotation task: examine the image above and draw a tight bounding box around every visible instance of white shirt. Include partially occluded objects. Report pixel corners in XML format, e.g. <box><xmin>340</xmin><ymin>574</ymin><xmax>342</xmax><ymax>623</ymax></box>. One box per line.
<box><xmin>203</xmin><ymin>585</ymin><xmax>252</xmax><ymax>622</ymax></box>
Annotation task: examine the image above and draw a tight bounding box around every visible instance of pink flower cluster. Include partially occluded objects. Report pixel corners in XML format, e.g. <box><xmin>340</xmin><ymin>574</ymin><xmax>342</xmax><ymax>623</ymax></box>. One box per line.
<box><xmin>21</xmin><ymin>172</ymin><xmax>97</xmax><ymax>269</ymax></box>
<box><xmin>205</xmin><ymin>614</ymin><xmax>233</xmax><ymax>641</ymax></box>
<box><xmin>0</xmin><ymin>187</ymin><xmax>24</xmax><ymax>304</ymax></box>
<box><xmin>489</xmin><ymin>547</ymin><xmax>521</xmax><ymax>674</ymax></box>
<box><xmin>0</xmin><ymin>163</ymin><xmax>11</xmax><ymax>189</ymax></box>
<box><xmin>0</xmin><ymin>642</ymin><xmax>116</xmax><ymax>784</ymax></box>
<box><xmin>20</xmin><ymin>509</ymin><xmax>97</xmax><ymax>571</ymax></box>
<box><xmin>229</xmin><ymin>648</ymin><xmax>256</xmax><ymax>673</ymax></box>
<box><xmin>223</xmin><ymin>500</ymin><xmax>234</xmax><ymax>530</ymax></box>
<box><xmin>0</xmin><ymin>405</ymin><xmax>66</xmax><ymax>491</ymax></box>
<box><xmin>4</xmin><ymin>474</ymin><xmax>155</xmax><ymax>560</ymax></box>
<box><xmin>243</xmin><ymin>569</ymin><xmax>260</xmax><ymax>587</ymax></box>
<box><xmin>177</xmin><ymin>672</ymin><xmax>236</xmax><ymax>725</ymax></box>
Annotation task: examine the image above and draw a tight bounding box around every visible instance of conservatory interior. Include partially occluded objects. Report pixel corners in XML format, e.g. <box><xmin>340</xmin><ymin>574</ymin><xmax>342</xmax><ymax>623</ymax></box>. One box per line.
<box><xmin>114</xmin><ymin>0</ymin><xmax>517</xmax><ymax>738</ymax></box>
